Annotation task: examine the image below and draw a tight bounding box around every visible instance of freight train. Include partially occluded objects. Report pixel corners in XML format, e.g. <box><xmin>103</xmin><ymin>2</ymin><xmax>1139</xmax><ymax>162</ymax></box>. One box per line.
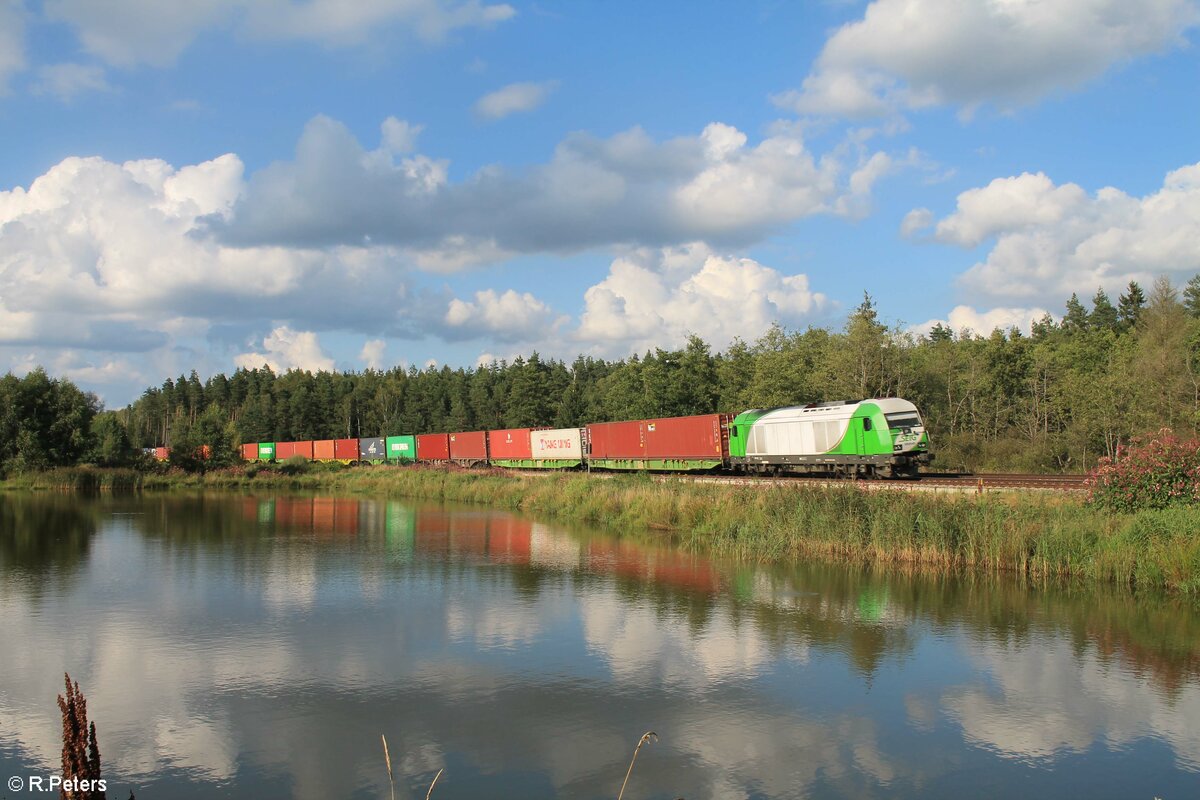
<box><xmin>213</xmin><ymin>398</ymin><xmax>932</xmax><ymax>479</ymax></box>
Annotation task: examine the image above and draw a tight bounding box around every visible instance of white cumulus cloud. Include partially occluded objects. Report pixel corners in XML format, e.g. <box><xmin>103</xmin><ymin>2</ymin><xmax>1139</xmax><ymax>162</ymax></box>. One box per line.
<box><xmin>217</xmin><ymin>115</ymin><xmax>895</xmax><ymax>261</ymax></box>
<box><xmin>775</xmin><ymin>0</ymin><xmax>1200</xmax><ymax>118</ymax></box>
<box><xmin>575</xmin><ymin>243</ymin><xmax>828</xmax><ymax>355</ymax></box>
<box><xmin>380</xmin><ymin>117</ymin><xmax>424</xmax><ymax>155</ymax></box>
<box><xmin>912</xmin><ymin>305</ymin><xmax>1053</xmax><ymax>338</ymax></box>
<box><xmin>473</xmin><ymin>80</ymin><xmax>558</xmax><ymax>120</ymax></box>
<box><xmin>929</xmin><ymin>162</ymin><xmax>1200</xmax><ymax>303</ymax></box>
<box><xmin>899</xmin><ymin>207</ymin><xmax>933</xmax><ymax>238</ymax></box>
<box><xmin>234</xmin><ymin>326</ymin><xmax>335</xmax><ymax>373</ymax></box>
<box><xmin>444</xmin><ymin>288</ymin><xmax>567</xmax><ymax>342</ymax></box>
<box><xmin>359</xmin><ymin>339</ymin><xmax>387</xmax><ymax>370</ymax></box>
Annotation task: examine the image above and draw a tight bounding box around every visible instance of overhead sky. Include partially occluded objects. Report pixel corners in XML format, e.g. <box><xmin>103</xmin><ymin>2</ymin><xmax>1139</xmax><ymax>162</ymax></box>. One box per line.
<box><xmin>1</xmin><ymin>0</ymin><xmax>1198</xmax><ymax>406</ymax></box>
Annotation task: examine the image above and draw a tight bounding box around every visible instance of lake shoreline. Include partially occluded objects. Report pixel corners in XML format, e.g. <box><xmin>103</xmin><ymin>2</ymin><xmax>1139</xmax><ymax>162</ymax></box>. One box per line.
<box><xmin>5</xmin><ymin>464</ymin><xmax>1199</xmax><ymax>595</ymax></box>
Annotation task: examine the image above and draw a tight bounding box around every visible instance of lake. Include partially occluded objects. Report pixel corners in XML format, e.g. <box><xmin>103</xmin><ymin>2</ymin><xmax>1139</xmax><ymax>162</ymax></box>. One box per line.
<box><xmin>1</xmin><ymin>492</ymin><xmax>1197</xmax><ymax>799</ymax></box>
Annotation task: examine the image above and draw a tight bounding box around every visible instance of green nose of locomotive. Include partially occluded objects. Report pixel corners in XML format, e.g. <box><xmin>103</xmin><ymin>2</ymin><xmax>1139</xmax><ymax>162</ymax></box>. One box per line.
<box><xmin>885</xmin><ymin>411</ymin><xmax>926</xmax><ymax>452</ymax></box>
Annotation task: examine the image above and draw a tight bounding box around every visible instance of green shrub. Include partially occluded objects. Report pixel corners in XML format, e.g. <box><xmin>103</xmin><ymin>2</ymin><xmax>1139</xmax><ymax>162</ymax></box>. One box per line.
<box><xmin>279</xmin><ymin>455</ymin><xmax>311</xmax><ymax>476</ymax></box>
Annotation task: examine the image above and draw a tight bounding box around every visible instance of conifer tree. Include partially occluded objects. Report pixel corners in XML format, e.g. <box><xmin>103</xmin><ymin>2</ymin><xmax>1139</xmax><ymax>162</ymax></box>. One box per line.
<box><xmin>1062</xmin><ymin>293</ymin><xmax>1088</xmax><ymax>332</ymax></box>
<box><xmin>1184</xmin><ymin>273</ymin><xmax>1200</xmax><ymax>318</ymax></box>
<box><xmin>1089</xmin><ymin>288</ymin><xmax>1119</xmax><ymax>331</ymax></box>
<box><xmin>1118</xmin><ymin>280</ymin><xmax>1146</xmax><ymax>329</ymax></box>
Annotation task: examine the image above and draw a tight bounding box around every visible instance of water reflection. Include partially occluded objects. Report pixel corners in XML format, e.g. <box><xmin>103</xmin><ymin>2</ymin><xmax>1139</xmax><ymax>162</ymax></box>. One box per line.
<box><xmin>0</xmin><ymin>493</ymin><xmax>99</xmax><ymax>587</ymax></box>
<box><xmin>0</xmin><ymin>493</ymin><xmax>1197</xmax><ymax>799</ymax></box>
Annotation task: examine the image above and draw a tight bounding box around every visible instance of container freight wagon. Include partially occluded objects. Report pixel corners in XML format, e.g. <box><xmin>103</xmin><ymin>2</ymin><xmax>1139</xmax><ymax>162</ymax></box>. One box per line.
<box><xmin>314</xmin><ymin>439</ymin><xmax>337</xmax><ymax>461</ymax></box>
<box><xmin>386</xmin><ymin>435</ymin><xmax>417</xmax><ymax>463</ymax></box>
<box><xmin>277</xmin><ymin>441</ymin><xmax>315</xmax><ymax>461</ymax></box>
<box><xmin>448</xmin><ymin>431</ymin><xmax>488</xmax><ymax>466</ymax></box>
<box><xmin>241</xmin><ymin>443</ymin><xmax>258</xmax><ymax>461</ymax></box>
<box><xmin>487</xmin><ymin>428</ymin><xmax>535</xmax><ymax>467</ymax></box>
<box><xmin>334</xmin><ymin>438</ymin><xmax>359</xmax><ymax>463</ymax></box>
<box><xmin>586</xmin><ymin>414</ymin><xmax>730</xmax><ymax>471</ymax></box>
<box><xmin>729</xmin><ymin>399</ymin><xmax>931</xmax><ymax>478</ymax></box>
<box><xmin>358</xmin><ymin>437</ymin><xmax>386</xmax><ymax>464</ymax></box>
<box><xmin>417</xmin><ymin>433</ymin><xmax>450</xmax><ymax>462</ymax></box>
<box><xmin>530</xmin><ymin>428</ymin><xmax>584</xmax><ymax>468</ymax></box>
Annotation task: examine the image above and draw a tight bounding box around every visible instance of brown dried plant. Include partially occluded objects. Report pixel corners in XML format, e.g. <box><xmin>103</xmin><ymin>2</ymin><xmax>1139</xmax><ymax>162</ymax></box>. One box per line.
<box><xmin>57</xmin><ymin>673</ymin><xmax>106</xmax><ymax>800</ymax></box>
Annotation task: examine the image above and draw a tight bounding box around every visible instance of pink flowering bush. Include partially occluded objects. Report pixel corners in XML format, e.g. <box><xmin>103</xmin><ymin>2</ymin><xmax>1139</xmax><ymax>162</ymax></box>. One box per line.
<box><xmin>1087</xmin><ymin>429</ymin><xmax>1200</xmax><ymax>511</ymax></box>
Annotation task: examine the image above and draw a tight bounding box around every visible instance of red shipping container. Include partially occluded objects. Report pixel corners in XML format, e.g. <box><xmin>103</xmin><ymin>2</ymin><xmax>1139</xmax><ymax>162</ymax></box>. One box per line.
<box><xmin>588</xmin><ymin>415</ymin><xmax>730</xmax><ymax>461</ymax></box>
<box><xmin>314</xmin><ymin>439</ymin><xmax>336</xmax><ymax>460</ymax></box>
<box><xmin>276</xmin><ymin>441</ymin><xmax>296</xmax><ymax>460</ymax></box>
<box><xmin>417</xmin><ymin>433</ymin><xmax>450</xmax><ymax>461</ymax></box>
<box><xmin>241</xmin><ymin>443</ymin><xmax>258</xmax><ymax>461</ymax></box>
<box><xmin>643</xmin><ymin>414</ymin><xmax>729</xmax><ymax>460</ymax></box>
<box><xmin>155</xmin><ymin>446</ymin><xmax>170</xmax><ymax>461</ymax></box>
<box><xmin>292</xmin><ymin>440</ymin><xmax>314</xmax><ymax>460</ymax></box>
<box><xmin>585</xmin><ymin>420</ymin><xmax>645</xmax><ymax>459</ymax></box>
<box><xmin>449</xmin><ymin>430</ymin><xmax>488</xmax><ymax>462</ymax></box>
<box><xmin>334</xmin><ymin>438</ymin><xmax>359</xmax><ymax>460</ymax></box>
<box><xmin>488</xmin><ymin>428</ymin><xmax>534</xmax><ymax>460</ymax></box>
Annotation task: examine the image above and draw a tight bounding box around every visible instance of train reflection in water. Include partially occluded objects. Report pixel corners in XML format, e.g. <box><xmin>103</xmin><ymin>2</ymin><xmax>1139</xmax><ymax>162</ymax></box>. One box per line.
<box><xmin>238</xmin><ymin>496</ymin><xmax>724</xmax><ymax>597</ymax></box>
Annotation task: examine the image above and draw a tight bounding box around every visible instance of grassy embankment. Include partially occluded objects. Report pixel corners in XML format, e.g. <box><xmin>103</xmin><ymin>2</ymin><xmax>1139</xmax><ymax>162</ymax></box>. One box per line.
<box><xmin>6</xmin><ymin>463</ymin><xmax>1200</xmax><ymax>594</ymax></box>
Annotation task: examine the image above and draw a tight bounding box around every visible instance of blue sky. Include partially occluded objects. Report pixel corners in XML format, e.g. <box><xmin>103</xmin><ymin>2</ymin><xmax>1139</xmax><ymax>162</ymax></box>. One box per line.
<box><xmin>1</xmin><ymin>0</ymin><xmax>1198</xmax><ymax>405</ymax></box>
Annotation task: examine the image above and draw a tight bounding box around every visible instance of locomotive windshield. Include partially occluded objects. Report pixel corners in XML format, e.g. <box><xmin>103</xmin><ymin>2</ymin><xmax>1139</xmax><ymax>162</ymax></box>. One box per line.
<box><xmin>885</xmin><ymin>412</ymin><xmax>922</xmax><ymax>431</ymax></box>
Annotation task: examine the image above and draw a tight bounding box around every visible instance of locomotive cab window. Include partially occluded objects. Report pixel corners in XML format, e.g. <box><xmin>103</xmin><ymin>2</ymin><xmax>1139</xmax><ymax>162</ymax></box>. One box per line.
<box><xmin>862</xmin><ymin>418</ymin><xmax>872</xmax><ymax>431</ymax></box>
<box><xmin>885</xmin><ymin>413</ymin><xmax>921</xmax><ymax>431</ymax></box>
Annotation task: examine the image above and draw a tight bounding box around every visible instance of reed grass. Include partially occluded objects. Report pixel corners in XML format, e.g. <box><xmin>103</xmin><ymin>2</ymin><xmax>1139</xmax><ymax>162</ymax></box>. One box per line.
<box><xmin>2</xmin><ymin>467</ymin><xmax>144</xmax><ymax>493</ymax></box>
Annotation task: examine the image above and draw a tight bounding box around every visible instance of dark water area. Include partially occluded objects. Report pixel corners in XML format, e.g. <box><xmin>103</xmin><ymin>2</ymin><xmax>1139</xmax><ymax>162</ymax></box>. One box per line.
<box><xmin>0</xmin><ymin>492</ymin><xmax>1198</xmax><ymax>799</ymax></box>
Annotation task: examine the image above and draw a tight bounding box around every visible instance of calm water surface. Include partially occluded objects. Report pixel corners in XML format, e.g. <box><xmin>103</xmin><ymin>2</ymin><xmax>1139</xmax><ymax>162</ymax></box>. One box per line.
<box><xmin>1</xmin><ymin>492</ymin><xmax>1198</xmax><ymax>799</ymax></box>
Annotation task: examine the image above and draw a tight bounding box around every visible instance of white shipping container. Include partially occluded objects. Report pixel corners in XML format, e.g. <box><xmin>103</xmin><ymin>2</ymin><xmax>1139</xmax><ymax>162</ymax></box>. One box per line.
<box><xmin>531</xmin><ymin>428</ymin><xmax>583</xmax><ymax>460</ymax></box>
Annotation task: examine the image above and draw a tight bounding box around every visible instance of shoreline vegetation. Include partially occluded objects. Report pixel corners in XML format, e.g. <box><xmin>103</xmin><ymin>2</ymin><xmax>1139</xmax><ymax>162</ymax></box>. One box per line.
<box><xmin>5</xmin><ymin>464</ymin><xmax>1199</xmax><ymax>595</ymax></box>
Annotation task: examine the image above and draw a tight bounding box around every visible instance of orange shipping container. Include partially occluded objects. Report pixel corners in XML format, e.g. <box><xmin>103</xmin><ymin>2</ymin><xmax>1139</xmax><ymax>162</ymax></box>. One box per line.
<box><xmin>335</xmin><ymin>438</ymin><xmax>358</xmax><ymax>460</ymax></box>
<box><xmin>314</xmin><ymin>439</ymin><xmax>336</xmax><ymax>460</ymax></box>
<box><xmin>241</xmin><ymin>443</ymin><xmax>257</xmax><ymax>461</ymax></box>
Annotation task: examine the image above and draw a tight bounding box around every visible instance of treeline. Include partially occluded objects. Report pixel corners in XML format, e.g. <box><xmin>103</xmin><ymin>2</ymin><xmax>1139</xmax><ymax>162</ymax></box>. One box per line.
<box><xmin>5</xmin><ymin>275</ymin><xmax>1200</xmax><ymax>475</ymax></box>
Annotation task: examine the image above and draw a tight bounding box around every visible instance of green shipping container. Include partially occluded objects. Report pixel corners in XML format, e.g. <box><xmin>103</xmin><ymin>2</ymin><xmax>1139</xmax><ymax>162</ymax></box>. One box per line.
<box><xmin>257</xmin><ymin>442</ymin><xmax>276</xmax><ymax>462</ymax></box>
<box><xmin>386</xmin><ymin>435</ymin><xmax>417</xmax><ymax>463</ymax></box>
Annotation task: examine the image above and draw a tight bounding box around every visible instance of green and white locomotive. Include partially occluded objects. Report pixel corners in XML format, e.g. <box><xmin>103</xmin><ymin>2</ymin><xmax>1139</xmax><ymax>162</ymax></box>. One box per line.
<box><xmin>729</xmin><ymin>398</ymin><xmax>931</xmax><ymax>479</ymax></box>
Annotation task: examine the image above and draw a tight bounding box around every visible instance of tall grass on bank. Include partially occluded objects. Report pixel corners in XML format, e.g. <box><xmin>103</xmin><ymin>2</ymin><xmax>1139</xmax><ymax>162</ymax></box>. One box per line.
<box><xmin>7</xmin><ymin>464</ymin><xmax>1200</xmax><ymax>594</ymax></box>
<box><xmin>2</xmin><ymin>466</ymin><xmax>144</xmax><ymax>493</ymax></box>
